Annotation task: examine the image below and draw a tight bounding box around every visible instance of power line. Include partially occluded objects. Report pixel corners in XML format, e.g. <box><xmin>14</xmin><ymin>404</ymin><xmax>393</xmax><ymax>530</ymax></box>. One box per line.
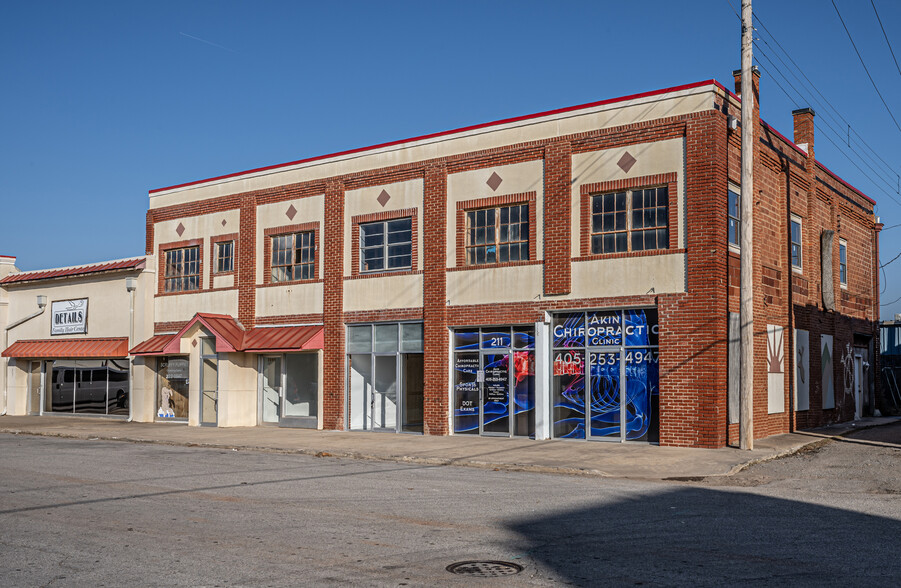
<box><xmin>754</xmin><ymin>40</ymin><xmax>898</xmax><ymax>192</ymax></box>
<box><xmin>831</xmin><ymin>0</ymin><xmax>901</xmax><ymax>134</ymax></box>
<box><xmin>753</xmin><ymin>43</ymin><xmax>901</xmax><ymax>208</ymax></box>
<box><xmin>871</xmin><ymin>0</ymin><xmax>901</xmax><ymax>79</ymax></box>
<box><xmin>881</xmin><ymin>249</ymin><xmax>901</xmax><ymax>268</ymax></box>
<box><xmin>753</xmin><ymin>10</ymin><xmax>901</xmax><ymax>183</ymax></box>
<box><xmin>730</xmin><ymin>2</ymin><xmax>901</xmax><ymax>187</ymax></box>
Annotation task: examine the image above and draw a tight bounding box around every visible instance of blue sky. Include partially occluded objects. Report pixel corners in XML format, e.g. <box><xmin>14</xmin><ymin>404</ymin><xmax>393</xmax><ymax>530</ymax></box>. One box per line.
<box><xmin>2</xmin><ymin>0</ymin><xmax>900</xmax><ymax>318</ymax></box>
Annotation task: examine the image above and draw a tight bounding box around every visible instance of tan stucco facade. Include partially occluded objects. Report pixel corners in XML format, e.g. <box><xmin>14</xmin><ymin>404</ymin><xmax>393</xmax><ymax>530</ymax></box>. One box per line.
<box><xmin>1</xmin><ymin>258</ymin><xmax>154</xmax><ymax>417</ymax></box>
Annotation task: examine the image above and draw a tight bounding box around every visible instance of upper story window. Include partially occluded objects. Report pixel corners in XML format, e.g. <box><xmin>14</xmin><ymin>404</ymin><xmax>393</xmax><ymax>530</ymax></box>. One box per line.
<box><xmin>164</xmin><ymin>246</ymin><xmax>200</xmax><ymax>293</ymax></box>
<box><xmin>360</xmin><ymin>217</ymin><xmax>412</xmax><ymax>272</ymax></box>
<box><xmin>839</xmin><ymin>239</ymin><xmax>848</xmax><ymax>287</ymax></box>
<box><xmin>728</xmin><ymin>187</ymin><xmax>741</xmax><ymax>248</ymax></box>
<box><xmin>465</xmin><ymin>203</ymin><xmax>529</xmax><ymax>265</ymax></box>
<box><xmin>790</xmin><ymin>216</ymin><xmax>803</xmax><ymax>271</ymax></box>
<box><xmin>215</xmin><ymin>241</ymin><xmax>234</xmax><ymax>274</ymax></box>
<box><xmin>272</xmin><ymin>231</ymin><xmax>315</xmax><ymax>282</ymax></box>
<box><xmin>591</xmin><ymin>186</ymin><xmax>668</xmax><ymax>254</ymax></box>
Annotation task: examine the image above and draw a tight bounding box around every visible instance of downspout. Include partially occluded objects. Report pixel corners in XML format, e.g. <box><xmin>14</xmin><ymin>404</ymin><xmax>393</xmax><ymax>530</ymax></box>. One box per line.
<box><xmin>126</xmin><ymin>277</ymin><xmax>137</xmax><ymax>422</ymax></box>
<box><xmin>2</xmin><ymin>296</ymin><xmax>47</xmax><ymax>415</ymax></box>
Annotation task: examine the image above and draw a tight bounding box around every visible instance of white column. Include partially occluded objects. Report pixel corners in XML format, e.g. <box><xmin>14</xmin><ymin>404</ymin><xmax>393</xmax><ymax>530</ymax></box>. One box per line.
<box><xmin>534</xmin><ymin>316</ymin><xmax>551</xmax><ymax>440</ymax></box>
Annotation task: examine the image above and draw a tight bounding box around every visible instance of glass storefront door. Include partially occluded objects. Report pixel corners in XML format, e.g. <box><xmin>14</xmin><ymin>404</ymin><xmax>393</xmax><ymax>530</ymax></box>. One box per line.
<box><xmin>28</xmin><ymin>361</ymin><xmax>42</xmax><ymax>415</ymax></box>
<box><xmin>157</xmin><ymin>357</ymin><xmax>189</xmax><ymax>420</ymax></box>
<box><xmin>260</xmin><ymin>356</ymin><xmax>282</xmax><ymax>424</ymax></box>
<box><xmin>552</xmin><ymin>308</ymin><xmax>659</xmax><ymax>442</ymax></box>
<box><xmin>453</xmin><ymin>326</ymin><xmax>535</xmax><ymax>438</ymax></box>
<box><xmin>347</xmin><ymin>322</ymin><xmax>423</xmax><ymax>433</ymax></box>
<box><xmin>199</xmin><ymin>338</ymin><xmax>218</xmax><ymax>426</ymax></box>
<box><xmin>283</xmin><ymin>353</ymin><xmax>318</xmax><ymax>427</ymax></box>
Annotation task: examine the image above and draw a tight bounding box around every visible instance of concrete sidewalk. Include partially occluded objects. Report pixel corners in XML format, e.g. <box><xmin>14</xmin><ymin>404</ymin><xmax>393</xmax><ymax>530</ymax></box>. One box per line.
<box><xmin>1</xmin><ymin>415</ymin><xmax>897</xmax><ymax>480</ymax></box>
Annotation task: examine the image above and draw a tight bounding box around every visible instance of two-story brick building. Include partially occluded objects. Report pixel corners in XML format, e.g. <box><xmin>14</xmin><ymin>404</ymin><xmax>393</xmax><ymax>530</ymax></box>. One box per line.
<box><xmin>2</xmin><ymin>71</ymin><xmax>882</xmax><ymax>448</ymax></box>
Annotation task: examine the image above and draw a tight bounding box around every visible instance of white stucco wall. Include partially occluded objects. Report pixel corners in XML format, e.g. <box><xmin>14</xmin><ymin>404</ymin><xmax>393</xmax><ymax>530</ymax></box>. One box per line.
<box><xmin>256</xmin><ymin>194</ymin><xmax>325</xmax><ymax>284</ymax></box>
<box><xmin>256</xmin><ymin>282</ymin><xmax>323</xmax><ymax>318</ymax></box>
<box><xmin>446</xmin><ymin>160</ymin><xmax>544</xmax><ymax>268</ymax></box>
<box><xmin>149</xmin><ymin>87</ymin><xmax>717</xmax><ymax>209</ymax></box>
<box><xmin>155</xmin><ymin>289</ymin><xmax>238</xmax><ymax>325</ymax></box>
<box><xmin>344</xmin><ymin>274</ymin><xmax>423</xmax><ymax>312</ymax></box>
<box><xmin>570</xmin><ymin>137</ymin><xmax>686</xmax><ymax>256</ymax></box>
<box><xmin>343</xmin><ymin>179</ymin><xmax>423</xmax><ymax>276</ymax></box>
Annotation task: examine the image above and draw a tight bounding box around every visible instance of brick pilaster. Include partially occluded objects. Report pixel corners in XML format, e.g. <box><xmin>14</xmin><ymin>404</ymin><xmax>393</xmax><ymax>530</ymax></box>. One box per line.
<box><xmin>658</xmin><ymin>112</ymin><xmax>729</xmax><ymax>448</ymax></box>
<box><xmin>422</xmin><ymin>164</ymin><xmax>449</xmax><ymax>435</ymax></box>
<box><xmin>543</xmin><ymin>140</ymin><xmax>572</xmax><ymax>295</ymax></box>
<box><xmin>322</xmin><ymin>181</ymin><xmax>345</xmax><ymax>429</ymax></box>
<box><xmin>237</xmin><ymin>194</ymin><xmax>257</xmax><ymax>327</ymax></box>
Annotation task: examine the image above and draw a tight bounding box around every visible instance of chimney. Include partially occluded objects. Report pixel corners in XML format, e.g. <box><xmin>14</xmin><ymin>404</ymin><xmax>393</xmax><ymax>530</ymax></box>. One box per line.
<box><xmin>732</xmin><ymin>65</ymin><xmax>760</xmax><ymax>100</ymax></box>
<box><xmin>792</xmin><ymin>107</ymin><xmax>815</xmax><ymax>156</ymax></box>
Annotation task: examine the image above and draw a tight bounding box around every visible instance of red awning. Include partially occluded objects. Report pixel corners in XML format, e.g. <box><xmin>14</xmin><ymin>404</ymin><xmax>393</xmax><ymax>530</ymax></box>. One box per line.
<box><xmin>129</xmin><ymin>333</ymin><xmax>177</xmax><ymax>356</ymax></box>
<box><xmin>0</xmin><ymin>258</ymin><xmax>145</xmax><ymax>285</ymax></box>
<box><xmin>242</xmin><ymin>325</ymin><xmax>323</xmax><ymax>352</ymax></box>
<box><xmin>135</xmin><ymin>314</ymin><xmax>324</xmax><ymax>356</ymax></box>
<box><xmin>2</xmin><ymin>338</ymin><xmax>130</xmax><ymax>358</ymax></box>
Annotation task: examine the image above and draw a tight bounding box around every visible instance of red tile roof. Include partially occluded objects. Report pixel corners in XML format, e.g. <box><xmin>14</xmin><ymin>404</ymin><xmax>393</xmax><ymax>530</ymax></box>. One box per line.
<box><xmin>2</xmin><ymin>337</ymin><xmax>129</xmax><ymax>358</ymax></box>
<box><xmin>0</xmin><ymin>258</ymin><xmax>146</xmax><ymax>285</ymax></box>
<box><xmin>242</xmin><ymin>325</ymin><xmax>323</xmax><ymax>352</ymax></box>
<box><xmin>132</xmin><ymin>313</ymin><xmax>323</xmax><ymax>356</ymax></box>
<box><xmin>129</xmin><ymin>333</ymin><xmax>177</xmax><ymax>355</ymax></box>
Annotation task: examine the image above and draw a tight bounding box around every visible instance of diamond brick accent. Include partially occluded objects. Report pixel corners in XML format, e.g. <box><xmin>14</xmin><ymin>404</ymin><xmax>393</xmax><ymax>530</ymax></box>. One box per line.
<box><xmin>286</xmin><ymin>204</ymin><xmax>297</xmax><ymax>220</ymax></box>
<box><xmin>191</xmin><ymin>339</ymin><xmax>197</xmax><ymax>347</ymax></box>
<box><xmin>617</xmin><ymin>151</ymin><xmax>637</xmax><ymax>173</ymax></box>
<box><xmin>486</xmin><ymin>172</ymin><xmax>503</xmax><ymax>191</ymax></box>
<box><xmin>175</xmin><ymin>222</ymin><xmax>185</xmax><ymax>237</ymax></box>
<box><xmin>221</xmin><ymin>219</ymin><xmax>227</xmax><ymax>227</ymax></box>
<box><xmin>377</xmin><ymin>190</ymin><xmax>391</xmax><ymax>207</ymax></box>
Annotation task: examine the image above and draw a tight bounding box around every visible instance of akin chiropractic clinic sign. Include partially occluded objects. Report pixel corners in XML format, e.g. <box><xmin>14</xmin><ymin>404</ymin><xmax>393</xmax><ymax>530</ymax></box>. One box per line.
<box><xmin>51</xmin><ymin>299</ymin><xmax>88</xmax><ymax>335</ymax></box>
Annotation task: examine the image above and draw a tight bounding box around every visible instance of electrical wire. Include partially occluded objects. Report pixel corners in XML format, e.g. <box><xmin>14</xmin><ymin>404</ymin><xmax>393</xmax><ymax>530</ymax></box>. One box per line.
<box><xmin>881</xmin><ymin>249</ymin><xmax>901</xmax><ymax>268</ymax></box>
<box><xmin>831</xmin><ymin>0</ymin><xmax>901</xmax><ymax>135</ymax></box>
<box><xmin>871</xmin><ymin>0</ymin><xmax>901</xmax><ymax>79</ymax></box>
<box><xmin>753</xmin><ymin>7</ymin><xmax>901</xmax><ymax>183</ymax></box>
<box><xmin>752</xmin><ymin>49</ymin><xmax>901</xmax><ymax>209</ymax></box>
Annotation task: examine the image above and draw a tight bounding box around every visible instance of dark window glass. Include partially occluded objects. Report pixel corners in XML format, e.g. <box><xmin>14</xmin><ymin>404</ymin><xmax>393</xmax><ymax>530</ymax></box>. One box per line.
<box><xmin>361</xmin><ymin>218</ymin><xmax>412</xmax><ymax>272</ymax></box>
<box><xmin>272</xmin><ymin>231</ymin><xmax>315</xmax><ymax>282</ymax></box>
<box><xmin>164</xmin><ymin>246</ymin><xmax>200</xmax><ymax>292</ymax></box>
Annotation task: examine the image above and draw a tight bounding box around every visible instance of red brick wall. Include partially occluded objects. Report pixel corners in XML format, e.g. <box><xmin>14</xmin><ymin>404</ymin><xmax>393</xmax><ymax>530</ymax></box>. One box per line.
<box><xmin>543</xmin><ymin>141</ymin><xmax>572</xmax><ymax>295</ymax></box>
<box><xmin>145</xmin><ymin>86</ymin><xmax>879</xmax><ymax>447</ymax></box>
<box><xmin>322</xmin><ymin>181</ymin><xmax>345</xmax><ymax>429</ymax></box>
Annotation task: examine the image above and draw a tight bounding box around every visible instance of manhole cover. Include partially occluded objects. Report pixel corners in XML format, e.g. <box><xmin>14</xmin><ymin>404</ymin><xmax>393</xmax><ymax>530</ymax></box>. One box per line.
<box><xmin>446</xmin><ymin>560</ymin><xmax>523</xmax><ymax>577</ymax></box>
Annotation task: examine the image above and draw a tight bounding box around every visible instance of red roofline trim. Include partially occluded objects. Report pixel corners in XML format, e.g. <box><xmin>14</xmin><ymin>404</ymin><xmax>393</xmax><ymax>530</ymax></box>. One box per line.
<box><xmin>815</xmin><ymin>160</ymin><xmax>876</xmax><ymax>206</ymax></box>
<box><xmin>151</xmin><ymin>80</ymin><xmax>727</xmax><ymax>194</ymax></box>
<box><xmin>0</xmin><ymin>258</ymin><xmax>146</xmax><ymax>285</ymax></box>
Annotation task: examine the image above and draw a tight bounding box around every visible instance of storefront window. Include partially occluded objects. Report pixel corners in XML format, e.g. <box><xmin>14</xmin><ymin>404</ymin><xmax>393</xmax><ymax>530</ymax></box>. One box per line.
<box><xmin>347</xmin><ymin>322</ymin><xmax>423</xmax><ymax>433</ymax></box>
<box><xmin>552</xmin><ymin>308</ymin><xmax>659</xmax><ymax>442</ymax></box>
<box><xmin>43</xmin><ymin>359</ymin><xmax>130</xmax><ymax>416</ymax></box>
<box><xmin>157</xmin><ymin>357</ymin><xmax>189</xmax><ymax>420</ymax></box>
<box><xmin>453</xmin><ymin>326</ymin><xmax>535</xmax><ymax>437</ymax></box>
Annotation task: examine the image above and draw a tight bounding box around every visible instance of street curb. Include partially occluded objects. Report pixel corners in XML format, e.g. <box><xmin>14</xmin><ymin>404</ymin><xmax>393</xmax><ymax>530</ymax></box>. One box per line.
<box><xmin>0</xmin><ymin>428</ymin><xmax>614</xmax><ymax>478</ymax></box>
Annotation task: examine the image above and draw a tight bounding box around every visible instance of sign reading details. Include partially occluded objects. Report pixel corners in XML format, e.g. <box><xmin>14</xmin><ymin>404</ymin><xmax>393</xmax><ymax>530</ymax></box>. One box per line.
<box><xmin>51</xmin><ymin>299</ymin><xmax>88</xmax><ymax>335</ymax></box>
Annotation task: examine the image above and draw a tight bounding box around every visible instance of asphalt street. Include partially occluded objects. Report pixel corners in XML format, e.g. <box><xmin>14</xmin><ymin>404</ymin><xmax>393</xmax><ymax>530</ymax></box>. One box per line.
<box><xmin>0</xmin><ymin>424</ymin><xmax>899</xmax><ymax>587</ymax></box>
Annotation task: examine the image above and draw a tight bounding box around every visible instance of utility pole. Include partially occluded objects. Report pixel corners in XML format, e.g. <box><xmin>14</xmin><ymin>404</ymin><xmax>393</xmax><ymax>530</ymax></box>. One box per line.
<box><xmin>740</xmin><ymin>0</ymin><xmax>754</xmax><ymax>450</ymax></box>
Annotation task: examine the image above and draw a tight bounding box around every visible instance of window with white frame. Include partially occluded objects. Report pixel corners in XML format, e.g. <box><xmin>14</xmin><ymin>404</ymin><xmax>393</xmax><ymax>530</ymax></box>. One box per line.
<box><xmin>591</xmin><ymin>186</ymin><xmax>669</xmax><ymax>255</ymax></box>
<box><xmin>360</xmin><ymin>217</ymin><xmax>412</xmax><ymax>272</ymax></box>
<box><xmin>215</xmin><ymin>241</ymin><xmax>234</xmax><ymax>273</ymax></box>
<box><xmin>839</xmin><ymin>239</ymin><xmax>848</xmax><ymax>287</ymax></box>
<box><xmin>728</xmin><ymin>187</ymin><xmax>740</xmax><ymax>248</ymax></box>
<box><xmin>790</xmin><ymin>216</ymin><xmax>803</xmax><ymax>271</ymax></box>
